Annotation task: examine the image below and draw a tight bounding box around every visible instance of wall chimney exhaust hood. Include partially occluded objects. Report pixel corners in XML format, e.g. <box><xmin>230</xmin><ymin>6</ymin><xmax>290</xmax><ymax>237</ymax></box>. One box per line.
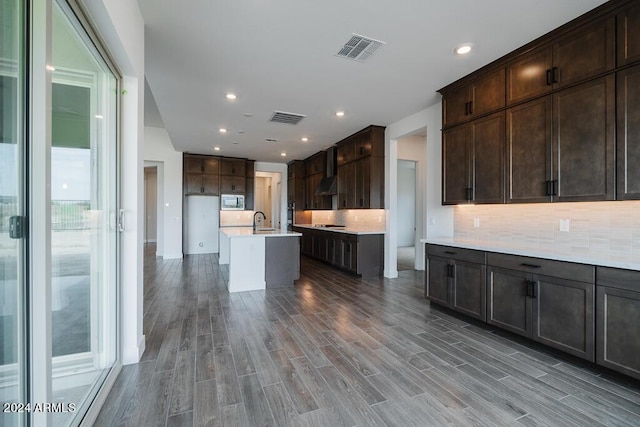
<box><xmin>315</xmin><ymin>147</ymin><xmax>337</xmax><ymax>196</ymax></box>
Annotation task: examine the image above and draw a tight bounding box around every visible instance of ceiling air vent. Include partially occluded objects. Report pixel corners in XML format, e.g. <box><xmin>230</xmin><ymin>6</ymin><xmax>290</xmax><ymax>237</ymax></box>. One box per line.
<box><xmin>265</xmin><ymin>138</ymin><xmax>279</xmax><ymax>143</ymax></box>
<box><xmin>269</xmin><ymin>111</ymin><xmax>306</xmax><ymax>125</ymax></box>
<box><xmin>336</xmin><ymin>34</ymin><xmax>385</xmax><ymax>62</ymax></box>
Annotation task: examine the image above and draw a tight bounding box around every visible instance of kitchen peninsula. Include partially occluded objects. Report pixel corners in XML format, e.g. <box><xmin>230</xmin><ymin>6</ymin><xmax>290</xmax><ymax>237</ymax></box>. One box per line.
<box><xmin>219</xmin><ymin>227</ymin><xmax>302</xmax><ymax>292</ymax></box>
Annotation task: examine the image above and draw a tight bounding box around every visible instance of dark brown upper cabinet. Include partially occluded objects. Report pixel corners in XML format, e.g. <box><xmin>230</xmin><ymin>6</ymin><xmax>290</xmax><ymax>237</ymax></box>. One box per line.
<box><xmin>220</xmin><ymin>158</ymin><xmax>246</xmax><ymax>177</ymax></box>
<box><xmin>553</xmin><ymin>75</ymin><xmax>615</xmax><ymax>202</ymax></box>
<box><xmin>220</xmin><ymin>175</ymin><xmax>245</xmax><ymax>194</ymax></box>
<box><xmin>442</xmin><ymin>112</ymin><xmax>505</xmax><ymax>205</ymax></box>
<box><xmin>287</xmin><ymin>160</ymin><xmax>305</xmax><ymax>209</ymax></box>
<box><xmin>507</xmin><ymin>17</ymin><xmax>615</xmax><ymax>105</ymax></box>
<box><xmin>442</xmin><ymin>68</ymin><xmax>505</xmax><ymax>128</ymax></box>
<box><xmin>336</xmin><ymin>125</ymin><xmax>384</xmax><ymax>166</ymax></box>
<box><xmin>506</xmin><ymin>96</ymin><xmax>553</xmax><ymax>203</ymax></box>
<box><xmin>617</xmin><ymin>64</ymin><xmax>640</xmax><ymax>200</ymax></box>
<box><xmin>183</xmin><ymin>154</ymin><xmax>220</xmax><ymax>195</ymax></box>
<box><xmin>617</xmin><ymin>3</ymin><xmax>640</xmax><ymax>67</ymax></box>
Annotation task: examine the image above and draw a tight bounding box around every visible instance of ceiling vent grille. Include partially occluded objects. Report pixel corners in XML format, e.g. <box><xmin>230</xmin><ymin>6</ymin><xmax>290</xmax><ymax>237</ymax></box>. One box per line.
<box><xmin>265</xmin><ymin>138</ymin><xmax>279</xmax><ymax>143</ymax></box>
<box><xmin>336</xmin><ymin>34</ymin><xmax>385</xmax><ymax>62</ymax></box>
<box><xmin>270</xmin><ymin>111</ymin><xmax>306</xmax><ymax>125</ymax></box>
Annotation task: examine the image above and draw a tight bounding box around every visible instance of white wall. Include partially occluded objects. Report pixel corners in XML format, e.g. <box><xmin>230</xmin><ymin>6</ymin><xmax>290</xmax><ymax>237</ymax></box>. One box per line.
<box><xmin>144</xmin><ymin>126</ymin><xmax>183</xmax><ymax>259</ymax></box>
<box><xmin>255</xmin><ymin>162</ymin><xmax>288</xmax><ymax>230</ymax></box>
<box><xmin>384</xmin><ymin>102</ymin><xmax>453</xmax><ymax>277</ymax></box>
<box><xmin>83</xmin><ymin>0</ymin><xmax>146</xmax><ymax>365</ymax></box>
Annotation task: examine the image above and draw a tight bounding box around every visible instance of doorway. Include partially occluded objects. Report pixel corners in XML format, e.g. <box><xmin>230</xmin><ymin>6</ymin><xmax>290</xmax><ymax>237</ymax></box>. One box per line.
<box><xmin>397</xmin><ymin>160</ymin><xmax>417</xmax><ymax>271</ymax></box>
<box><xmin>144</xmin><ymin>167</ymin><xmax>158</xmax><ymax>244</ymax></box>
<box><xmin>255</xmin><ymin>171</ymin><xmax>282</xmax><ymax>228</ymax></box>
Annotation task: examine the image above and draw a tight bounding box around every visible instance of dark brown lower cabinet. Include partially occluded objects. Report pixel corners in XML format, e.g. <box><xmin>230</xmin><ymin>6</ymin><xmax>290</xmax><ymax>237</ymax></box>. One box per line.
<box><xmin>425</xmin><ymin>245</ymin><xmax>486</xmax><ymax>322</ymax></box>
<box><xmin>487</xmin><ymin>253</ymin><xmax>595</xmax><ymax>361</ymax></box>
<box><xmin>596</xmin><ymin>267</ymin><xmax>640</xmax><ymax>380</ymax></box>
<box><xmin>294</xmin><ymin>227</ymin><xmax>383</xmax><ymax>277</ymax></box>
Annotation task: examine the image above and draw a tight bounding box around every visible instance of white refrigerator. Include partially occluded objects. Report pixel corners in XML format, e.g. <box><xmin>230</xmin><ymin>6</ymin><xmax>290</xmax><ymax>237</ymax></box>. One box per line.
<box><xmin>184</xmin><ymin>195</ymin><xmax>219</xmax><ymax>254</ymax></box>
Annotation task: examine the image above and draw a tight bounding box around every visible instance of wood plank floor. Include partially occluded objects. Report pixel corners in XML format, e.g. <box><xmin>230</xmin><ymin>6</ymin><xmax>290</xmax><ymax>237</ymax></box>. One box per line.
<box><xmin>94</xmin><ymin>244</ymin><xmax>640</xmax><ymax>426</ymax></box>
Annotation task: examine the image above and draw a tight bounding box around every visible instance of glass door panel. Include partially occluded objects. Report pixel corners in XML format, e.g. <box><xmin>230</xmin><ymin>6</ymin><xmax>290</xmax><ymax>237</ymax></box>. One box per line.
<box><xmin>50</xmin><ymin>2</ymin><xmax>118</xmax><ymax>425</ymax></box>
<box><xmin>0</xmin><ymin>0</ymin><xmax>26</xmax><ymax>426</ymax></box>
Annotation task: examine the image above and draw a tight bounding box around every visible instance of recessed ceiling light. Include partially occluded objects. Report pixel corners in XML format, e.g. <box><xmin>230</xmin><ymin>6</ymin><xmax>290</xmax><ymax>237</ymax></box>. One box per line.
<box><xmin>455</xmin><ymin>44</ymin><xmax>472</xmax><ymax>55</ymax></box>
<box><xmin>225</xmin><ymin>93</ymin><xmax>237</xmax><ymax>100</ymax></box>
<box><xmin>335</xmin><ymin>111</ymin><xmax>345</xmax><ymax>117</ymax></box>
<box><xmin>213</xmin><ymin>146</ymin><xmax>221</xmax><ymax>151</ymax></box>
<box><xmin>301</xmin><ymin>137</ymin><xmax>309</xmax><ymax>142</ymax></box>
<box><xmin>219</xmin><ymin>128</ymin><xmax>227</xmax><ymax>133</ymax></box>
<box><xmin>281</xmin><ymin>152</ymin><xmax>287</xmax><ymax>157</ymax></box>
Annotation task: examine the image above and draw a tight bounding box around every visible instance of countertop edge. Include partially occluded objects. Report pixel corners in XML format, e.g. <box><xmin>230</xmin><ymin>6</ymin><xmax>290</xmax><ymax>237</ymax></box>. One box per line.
<box><xmin>420</xmin><ymin>238</ymin><xmax>640</xmax><ymax>271</ymax></box>
<box><xmin>292</xmin><ymin>224</ymin><xmax>385</xmax><ymax>235</ymax></box>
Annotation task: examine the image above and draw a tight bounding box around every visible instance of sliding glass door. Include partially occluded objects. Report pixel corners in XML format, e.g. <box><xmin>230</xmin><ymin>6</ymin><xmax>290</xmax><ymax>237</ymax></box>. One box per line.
<box><xmin>50</xmin><ymin>1</ymin><xmax>119</xmax><ymax>425</ymax></box>
<box><xmin>0</xmin><ymin>1</ymin><xmax>27</xmax><ymax>426</ymax></box>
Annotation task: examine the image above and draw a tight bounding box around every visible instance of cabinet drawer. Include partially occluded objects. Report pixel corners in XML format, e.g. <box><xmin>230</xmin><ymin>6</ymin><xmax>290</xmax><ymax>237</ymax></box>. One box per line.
<box><xmin>597</xmin><ymin>267</ymin><xmax>640</xmax><ymax>292</ymax></box>
<box><xmin>487</xmin><ymin>252</ymin><xmax>593</xmax><ymax>283</ymax></box>
<box><xmin>426</xmin><ymin>244</ymin><xmax>485</xmax><ymax>264</ymax></box>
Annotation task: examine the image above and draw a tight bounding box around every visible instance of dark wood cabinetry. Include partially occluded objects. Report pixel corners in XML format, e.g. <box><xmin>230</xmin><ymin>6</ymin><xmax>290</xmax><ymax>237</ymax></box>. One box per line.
<box><xmin>183</xmin><ymin>154</ymin><xmax>220</xmax><ymax>195</ymax></box>
<box><xmin>616</xmin><ymin>64</ymin><xmax>640</xmax><ymax>200</ymax></box>
<box><xmin>220</xmin><ymin>175</ymin><xmax>245</xmax><ymax>194</ymax></box>
<box><xmin>294</xmin><ymin>227</ymin><xmax>383</xmax><ymax>277</ymax></box>
<box><xmin>219</xmin><ymin>158</ymin><xmax>249</xmax><ymax>195</ymax></box>
<box><xmin>287</xmin><ymin>160</ymin><xmax>305</xmax><ymax>209</ymax></box>
<box><xmin>507</xmin><ymin>17</ymin><xmax>614</xmax><ymax>105</ymax></box>
<box><xmin>487</xmin><ymin>253</ymin><xmax>595</xmax><ymax>361</ymax></box>
<box><xmin>245</xmin><ymin>160</ymin><xmax>255</xmax><ymax>210</ymax></box>
<box><xmin>336</xmin><ymin>125</ymin><xmax>385</xmax><ymax>209</ymax></box>
<box><xmin>303</xmin><ymin>152</ymin><xmax>331</xmax><ymax>210</ymax></box>
<box><xmin>618</xmin><ymin>3</ymin><xmax>640</xmax><ymax>67</ymax></box>
<box><xmin>220</xmin><ymin>158</ymin><xmax>246</xmax><ymax>177</ymax></box>
<box><xmin>425</xmin><ymin>245</ymin><xmax>486</xmax><ymax>321</ymax></box>
<box><xmin>442</xmin><ymin>112</ymin><xmax>505</xmax><ymax>204</ymax></box>
<box><xmin>443</xmin><ymin>68</ymin><xmax>505</xmax><ymax>127</ymax></box>
<box><xmin>596</xmin><ymin>267</ymin><xmax>640</xmax><ymax>380</ymax></box>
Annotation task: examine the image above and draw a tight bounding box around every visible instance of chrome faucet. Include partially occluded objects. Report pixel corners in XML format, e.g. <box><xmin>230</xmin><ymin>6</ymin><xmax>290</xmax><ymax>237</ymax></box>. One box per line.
<box><xmin>253</xmin><ymin>211</ymin><xmax>266</xmax><ymax>231</ymax></box>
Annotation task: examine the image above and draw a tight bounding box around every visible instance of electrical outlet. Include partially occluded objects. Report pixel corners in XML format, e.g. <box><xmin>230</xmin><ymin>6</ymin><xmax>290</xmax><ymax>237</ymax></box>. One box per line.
<box><xmin>559</xmin><ymin>219</ymin><xmax>571</xmax><ymax>232</ymax></box>
<box><xmin>473</xmin><ymin>217</ymin><xmax>480</xmax><ymax>228</ymax></box>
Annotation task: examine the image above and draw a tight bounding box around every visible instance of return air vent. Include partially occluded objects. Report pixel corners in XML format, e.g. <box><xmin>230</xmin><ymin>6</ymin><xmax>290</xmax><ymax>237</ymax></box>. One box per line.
<box><xmin>265</xmin><ymin>138</ymin><xmax>279</xmax><ymax>143</ymax></box>
<box><xmin>269</xmin><ymin>111</ymin><xmax>306</xmax><ymax>125</ymax></box>
<box><xmin>336</xmin><ymin>34</ymin><xmax>385</xmax><ymax>62</ymax></box>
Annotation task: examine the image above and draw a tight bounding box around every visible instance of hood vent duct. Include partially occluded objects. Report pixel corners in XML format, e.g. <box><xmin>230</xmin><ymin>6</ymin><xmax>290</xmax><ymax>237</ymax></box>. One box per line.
<box><xmin>315</xmin><ymin>147</ymin><xmax>337</xmax><ymax>196</ymax></box>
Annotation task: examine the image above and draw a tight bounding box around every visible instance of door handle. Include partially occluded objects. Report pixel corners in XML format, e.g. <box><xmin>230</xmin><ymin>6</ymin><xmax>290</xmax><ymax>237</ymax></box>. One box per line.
<box><xmin>118</xmin><ymin>209</ymin><xmax>125</xmax><ymax>232</ymax></box>
<box><xmin>526</xmin><ymin>280</ymin><xmax>538</xmax><ymax>298</ymax></box>
<box><xmin>546</xmin><ymin>69</ymin><xmax>552</xmax><ymax>86</ymax></box>
<box><xmin>552</xmin><ymin>67</ymin><xmax>559</xmax><ymax>84</ymax></box>
<box><xmin>9</xmin><ymin>216</ymin><xmax>26</xmax><ymax>239</ymax></box>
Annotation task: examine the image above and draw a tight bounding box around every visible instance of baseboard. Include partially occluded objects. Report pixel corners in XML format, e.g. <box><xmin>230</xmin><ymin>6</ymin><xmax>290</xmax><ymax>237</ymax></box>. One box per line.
<box><xmin>384</xmin><ymin>269</ymin><xmax>399</xmax><ymax>278</ymax></box>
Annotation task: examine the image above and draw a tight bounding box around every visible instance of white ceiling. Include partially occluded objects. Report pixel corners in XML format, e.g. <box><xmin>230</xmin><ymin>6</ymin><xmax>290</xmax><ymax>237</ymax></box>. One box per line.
<box><xmin>138</xmin><ymin>0</ymin><xmax>607</xmax><ymax>163</ymax></box>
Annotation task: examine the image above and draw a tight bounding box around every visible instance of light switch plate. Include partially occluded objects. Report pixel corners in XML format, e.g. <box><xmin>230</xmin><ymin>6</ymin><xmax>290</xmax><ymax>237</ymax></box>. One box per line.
<box><xmin>559</xmin><ymin>219</ymin><xmax>571</xmax><ymax>232</ymax></box>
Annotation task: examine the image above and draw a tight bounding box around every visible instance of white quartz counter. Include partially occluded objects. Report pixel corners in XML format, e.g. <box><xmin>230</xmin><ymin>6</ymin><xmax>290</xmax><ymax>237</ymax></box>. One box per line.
<box><xmin>421</xmin><ymin>237</ymin><xmax>640</xmax><ymax>271</ymax></box>
<box><xmin>219</xmin><ymin>228</ymin><xmax>301</xmax><ymax>292</ymax></box>
<box><xmin>292</xmin><ymin>224</ymin><xmax>385</xmax><ymax>235</ymax></box>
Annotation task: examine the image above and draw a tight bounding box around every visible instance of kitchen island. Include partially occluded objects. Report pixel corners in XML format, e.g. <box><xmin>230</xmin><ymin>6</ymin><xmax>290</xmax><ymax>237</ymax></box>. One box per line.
<box><xmin>219</xmin><ymin>227</ymin><xmax>302</xmax><ymax>292</ymax></box>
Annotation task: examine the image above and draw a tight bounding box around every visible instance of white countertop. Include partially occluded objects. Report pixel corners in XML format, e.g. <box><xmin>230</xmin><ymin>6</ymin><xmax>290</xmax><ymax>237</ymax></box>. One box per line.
<box><xmin>221</xmin><ymin>227</ymin><xmax>302</xmax><ymax>238</ymax></box>
<box><xmin>292</xmin><ymin>224</ymin><xmax>385</xmax><ymax>235</ymax></box>
<box><xmin>421</xmin><ymin>237</ymin><xmax>640</xmax><ymax>271</ymax></box>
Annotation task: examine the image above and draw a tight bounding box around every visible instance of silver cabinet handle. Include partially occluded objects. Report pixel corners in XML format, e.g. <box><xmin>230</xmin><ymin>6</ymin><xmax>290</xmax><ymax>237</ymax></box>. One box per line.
<box><xmin>118</xmin><ymin>209</ymin><xmax>125</xmax><ymax>232</ymax></box>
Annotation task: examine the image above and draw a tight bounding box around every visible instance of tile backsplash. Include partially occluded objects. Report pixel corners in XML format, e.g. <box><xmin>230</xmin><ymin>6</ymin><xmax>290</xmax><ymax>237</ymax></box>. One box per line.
<box><xmin>454</xmin><ymin>201</ymin><xmax>640</xmax><ymax>260</ymax></box>
<box><xmin>220</xmin><ymin>210</ymin><xmax>254</xmax><ymax>227</ymax></box>
<box><xmin>310</xmin><ymin>209</ymin><xmax>386</xmax><ymax>231</ymax></box>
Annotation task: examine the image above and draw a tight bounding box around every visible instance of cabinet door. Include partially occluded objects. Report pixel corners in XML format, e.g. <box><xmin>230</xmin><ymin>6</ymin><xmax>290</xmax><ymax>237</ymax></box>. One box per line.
<box><xmin>185</xmin><ymin>173</ymin><xmax>203</xmax><ymax>194</ymax></box>
<box><xmin>202</xmin><ymin>174</ymin><xmax>219</xmax><ymax>195</ymax></box>
<box><xmin>287</xmin><ymin>178</ymin><xmax>294</xmax><ymax>204</ymax></box>
<box><xmin>452</xmin><ymin>260</ymin><xmax>486</xmax><ymax>322</ymax></box>
<box><xmin>471</xmin><ymin>112</ymin><xmax>505</xmax><ymax>204</ymax></box>
<box><xmin>368</xmin><ymin>156</ymin><xmax>384</xmax><ymax>209</ymax></box>
<box><xmin>244</xmin><ymin>177</ymin><xmax>254</xmax><ymax>210</ymax></box>
<box><xmin>597</xmin><ymin>286</ymin><xmax>640</xmax><ymax>380</ymax></box>
<box><xmin>618</xmin><ymin>3</ymin><xmax>640</xmax><ymax>67</ymax></box>
<box><xmin>185</xmin><ymin>155</ymin><xmax>203</xmax><ymax>173</ymax></box>
<box><xmin>506</xmin><ymin>97</ymin><xmax>553</xmax><ymax>203</ymax></box>
<box><xmin>220</xmin><ymin>159</ymin><xmax>246</xmax><ymax>176</ymax></box>
<box><xmin>333</xmin><ymin>237</ymin><xmax>343</xmax><ymax>267</ymax></box>
<box><xmin>443</xmin><ymin>86</ymin><xmax>471</xmax><ymax>127</ymax></box>
<box><xmin>507</xmin><ymin>46</ymin><xmax>552</xmax><ymax>105</ymax></box>
<box><xmin>343</xmin><ymin>239</ymin><xmax>357</xmax><ymax>273</ymax></box>
<box><xmin>220</xmin><ymin>176</ymin><xmax>245</xmax><ymax>194</ymax></box>
<box><xmin>338</xmin><ymin>163</ymin><xmax>355</xmax><ymax>209</ymax></box>
<box><xmin>533</xmin><ymin>276</ymin><xmax>594</xmax><ymax>361</ymax></box>
<box><xmin>442</xmin><ymin>124</ymin><xmax>470</xmax><ymax>204</ymax></box>
<box><xmin>487</xmin><ymin>267</ymin><xmax>531</xmax><ymax>338</ymax></box>
<box><xmin>553</xmin><ymin>75</ymin><xmax>615</xmax><ymax>201</ymax></box>
<box><xmin>470</xmin><ymin>68</ymin><xmax>505</xmax><ymax>117</ymax></box>
<box><xmin>617</xmin><ymin>64</ymin><xmax>640</xmax><ymax>200</ymax></box>
<box><xmin>553</xmin><ymin>17</ymin><xmax>614</xmax><ymax>89</ymax></box>
<box><xmin>202</xmin><ymin>157</ymin><xmax>219</xmax><ymax>175</ymax></box>
<box><xmin>354</xmin><ymin>158</ymin><xmax>370</xmax><ymax>209</ymax></box>
<box><xmin>426</xmin><ymin>256</ymin><xmax>450</xmax><ymax>307</ymax></box>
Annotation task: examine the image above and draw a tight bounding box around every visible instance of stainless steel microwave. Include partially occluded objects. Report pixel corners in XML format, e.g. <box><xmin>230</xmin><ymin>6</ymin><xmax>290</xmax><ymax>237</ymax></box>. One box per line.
<box><xmin>220</xmin><ymin>194</ymin><xmax>245</xmax><ymax>210</ymax></box>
